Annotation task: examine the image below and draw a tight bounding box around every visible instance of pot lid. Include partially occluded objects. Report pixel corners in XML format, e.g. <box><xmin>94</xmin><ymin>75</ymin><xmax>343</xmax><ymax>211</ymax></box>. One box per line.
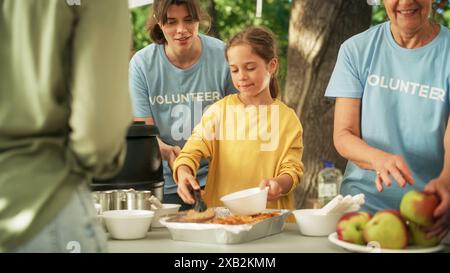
<box><xmin>127</xmin><ymin>121</ymin><xmax>160</xmax><ymax>137</ymax></box>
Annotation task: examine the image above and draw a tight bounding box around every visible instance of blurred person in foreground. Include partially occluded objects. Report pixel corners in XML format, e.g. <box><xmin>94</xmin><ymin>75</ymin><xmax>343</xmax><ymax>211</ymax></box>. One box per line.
<box><xmin>0</xmin><ymin>0</ymin><xmax>132</xmax><ymax>252</ymax></box>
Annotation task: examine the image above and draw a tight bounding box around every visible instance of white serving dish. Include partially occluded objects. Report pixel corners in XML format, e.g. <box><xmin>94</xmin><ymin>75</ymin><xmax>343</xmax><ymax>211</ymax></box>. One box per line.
<box><xmin>328</xmin><ymin>232</ymin><xmax>445</xmax><ymax>253</ymax></box>
<box><xmin>220</xmin><ymin>187</ymin><xmax>268</xmax><ymax>215</ymax></box>
<box><xmin>292</xmin><ymin>209</ymin><xmax>343</xmax><ymax>237</ymax></box>
<box><xmin>102</xmin><ymin>210</ymin><xmax>154</xmax><ymax>240</ymax></box>
<box><xmin>160</xmin><ymin>207</ymin><xmax>290</xmax><ymax>244</ymax></box>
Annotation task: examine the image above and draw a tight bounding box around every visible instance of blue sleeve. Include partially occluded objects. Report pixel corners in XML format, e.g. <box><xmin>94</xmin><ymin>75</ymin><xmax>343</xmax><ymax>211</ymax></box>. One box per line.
<box><xmin>447</xmin><ymin>75</ymin><xmax>450</xmax><ymax>108</ymax></box>
<box><xmin>129</xmin><ymin>55</ymin><xmax>153</xmax><ymax>118</ymax></box>
<box><xmin>325</xmin><ymin>42</ymin><xmax>364</xmax><ymax>99</ymax></box>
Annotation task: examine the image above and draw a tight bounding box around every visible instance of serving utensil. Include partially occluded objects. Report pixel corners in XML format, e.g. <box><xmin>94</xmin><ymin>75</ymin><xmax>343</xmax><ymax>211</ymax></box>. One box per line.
<box><xmin>193</xmin><ymin>189</ymin><xmax>207</xmax><ymax>212</ymax></box>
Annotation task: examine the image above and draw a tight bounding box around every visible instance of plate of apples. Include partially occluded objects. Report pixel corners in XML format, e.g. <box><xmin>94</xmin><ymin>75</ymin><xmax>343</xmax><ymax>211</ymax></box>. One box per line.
<box><xmin>328</xmin><ymin>191</ymin><xmax>446</xmax><ymax>253</ymax></box>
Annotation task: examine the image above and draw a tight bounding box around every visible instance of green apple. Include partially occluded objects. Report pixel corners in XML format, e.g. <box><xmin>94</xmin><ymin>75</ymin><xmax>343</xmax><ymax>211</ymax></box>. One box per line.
<box><xmin>400</xmin><ymin>191</ymin><xmax>439</xmax><ymax>227</ymax></box>
<box><xmin>336</xmin><ymin>212</ymin><xmax>371</xmax><ymax>245</ymax></box>
<box><xmin>407</xmin><ymin>221</ymin><xmax>440</xmax><ymax>247</ymax></box>
<box><xmin>363</xmin><ymin>209</ymin><xmax>408</xmax><ymax>249</ymax></box>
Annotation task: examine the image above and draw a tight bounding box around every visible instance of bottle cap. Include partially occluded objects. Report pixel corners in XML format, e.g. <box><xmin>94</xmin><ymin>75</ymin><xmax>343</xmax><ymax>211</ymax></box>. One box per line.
<box><xmin>323</xmin><ymin>160</ymin><xmax>334</xmax><ymax>168</ymax></box>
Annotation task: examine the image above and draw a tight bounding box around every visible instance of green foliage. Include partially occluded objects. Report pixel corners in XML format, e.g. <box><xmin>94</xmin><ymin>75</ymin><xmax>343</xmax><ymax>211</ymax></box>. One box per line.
<box><xmin>211</xmin><ymin>0</ymin><xmax>291</xmax><ymax>91</ymax></box>
<box><xmin>129</xmin><ymin>0</ymin><xmax>291</xmax><ymax>90</ymax></box>
<box><xmin>130</xmin><ymin>1</ymin><xmax>450</xmax><ymax>90</ymax></box>
<box><xmin>371</xmin><ymin>6</ymin><xmax>387</xmax><ymax>25</ymax></box>
<box><xmin>444</xmin><ymin>9</ymin><xmax>450</xmax><ymax>27</ymax></box>
<box><xmin>130</xmin><ymin>6</ymin><xmax>151</xmax><ymax>51</ymax></box>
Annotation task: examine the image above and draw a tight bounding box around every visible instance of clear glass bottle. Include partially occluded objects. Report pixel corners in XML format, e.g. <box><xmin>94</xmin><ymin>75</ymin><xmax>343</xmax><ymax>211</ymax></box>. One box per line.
<box><xmin>317</xmin><ymin>160</ymin><xmax>343</xmax><ymax>206</ymax></box>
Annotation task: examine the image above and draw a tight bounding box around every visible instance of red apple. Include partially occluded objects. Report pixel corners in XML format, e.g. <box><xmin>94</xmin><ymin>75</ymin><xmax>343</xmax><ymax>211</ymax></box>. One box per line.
<box><xmin>363</xmin><ymin>209</ymin><xmax>408</xmax><ymax>249</ymax></box>
<box><xmin>336</xmin><ymin>212</ymin><xmax>371</xmax><ymax>245</ymax></box>
<box><xmin>407</xmin><ymin>221</ymin><xmax>440</xmax><ymax>247</ymax></box>
<box><xmin>400</xmin><ymin>191</ymin><xmax>439</xmax><ymax>227</ymax></box>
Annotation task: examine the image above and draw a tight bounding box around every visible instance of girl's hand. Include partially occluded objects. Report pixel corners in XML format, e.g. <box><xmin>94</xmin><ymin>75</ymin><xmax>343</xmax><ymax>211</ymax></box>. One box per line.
<box><xmin>370</xmin><ymin>153</ymin><xmax>414</xmax><ymax>192</ymax></box>
<box><xmin>424</xmin><ymin>177</ymin><xmax>450</xmax><ymax>240</ymax></box>
<box><xmin>176</xmin><ymin>165</ymin><xmax>200</xmax><ymax>204</ymax></box>
<box><xmin>260</xmin><ymin>179</ymin><xmax>283</xmax><ymax>201</ymax></box>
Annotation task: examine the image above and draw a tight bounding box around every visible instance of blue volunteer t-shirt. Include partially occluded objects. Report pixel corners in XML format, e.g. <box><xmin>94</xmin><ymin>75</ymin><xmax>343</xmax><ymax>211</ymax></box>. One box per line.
<box><xmin>325</xmin><ymin>22</ymin><xmax>450</xmax><ymax>213</ymax></box>
<box><xmin>129</xmin><ymin>34</ymin><xmax>237</xmax><ymax>194</ymax></box>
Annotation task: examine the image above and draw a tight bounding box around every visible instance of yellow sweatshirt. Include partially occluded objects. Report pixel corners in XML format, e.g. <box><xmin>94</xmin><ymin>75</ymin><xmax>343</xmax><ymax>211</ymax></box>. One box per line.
<box><xmin>173</xmin><ymin>94</ymin><xmax>304</xmax><ymax>210</ymax></box>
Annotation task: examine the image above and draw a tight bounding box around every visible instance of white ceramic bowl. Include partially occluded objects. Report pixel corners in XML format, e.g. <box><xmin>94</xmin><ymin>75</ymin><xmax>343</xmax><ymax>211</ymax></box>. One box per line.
<box><xmin>102</xmin><ymin>210</ymin><xmax>154</xmax><ymax>240</ymax></box>
<box><xmin>293</xmin><ymin>209</ymin><xmax>343</xmax><ymax>237</ymax></box>
<box><xmin>220</xmin><ymin>187</ymin><xmax>268</xmax><ymax>216</ymax></box>
<box><xmin>152</xmin><ymin>203</ymin><xmax>181</xmax><ymax>228</ymax></box>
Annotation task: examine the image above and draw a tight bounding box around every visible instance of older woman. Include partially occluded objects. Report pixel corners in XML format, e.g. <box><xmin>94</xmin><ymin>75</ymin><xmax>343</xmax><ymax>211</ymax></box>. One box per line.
<box><xmin>325</xmin><ymin>0</ymin><xmax>450</xmax><ymax>239</ymax></box>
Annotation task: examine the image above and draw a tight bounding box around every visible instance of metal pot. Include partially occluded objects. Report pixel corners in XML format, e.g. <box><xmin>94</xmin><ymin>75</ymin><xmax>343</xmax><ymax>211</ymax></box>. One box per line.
<box><xmin>92</xmin><ymin>190</ymin><xmax>114</xmax><ymax>213</ymax></box>
<box><xmin>93</xmin><ymin>189</ymin><xmax>160</xmax><ymax>212</ymax></box>
<box><xmin>126</xmin><ymin>190</ymin><xmax>153</xmax><ymax>210</ymax></box>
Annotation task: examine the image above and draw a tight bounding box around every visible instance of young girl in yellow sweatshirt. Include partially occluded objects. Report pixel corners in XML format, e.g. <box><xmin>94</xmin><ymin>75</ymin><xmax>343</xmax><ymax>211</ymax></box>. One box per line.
<box><xmin>173</xmin><ymin>26</ymin><xmax>304</xmax><ymax>211</ymax></box>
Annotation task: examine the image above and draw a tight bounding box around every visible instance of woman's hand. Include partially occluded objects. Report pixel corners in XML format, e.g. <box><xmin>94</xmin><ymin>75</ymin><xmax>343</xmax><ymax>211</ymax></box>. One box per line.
<box><xmin>259</xmin><ymin>179</ymin><xmax>283</xmax><ymax>201</ymax></box>
<box><xmin>424</xmin><ymin>177</ymin><xmax>450</xmax><ymax>240</ymax></box>
<box><xmin>157</xmin><ymin>139</ymin><xmax>181</xmax><ymax>171</ymax></box>
<box><xmin>370</xmin><ymin>152</ymin><xmax>414</xmax><ymax>192</ymax></box>
<box><xmin>133</xmin><ymin>119</ymin><xmax>181</xmax><ymax>170</ymax></box>
<box><xmin>176</xmin><ymin>165</ymin><xmax>200</xmax><ymax>205</ymax></box>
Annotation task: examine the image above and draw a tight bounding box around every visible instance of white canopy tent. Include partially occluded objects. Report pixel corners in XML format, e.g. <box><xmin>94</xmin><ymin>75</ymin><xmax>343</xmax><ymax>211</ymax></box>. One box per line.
<box><xmin>128</xmin><ymin>0</ymin><xmax>263</xmax><ymax>17</ymax></box>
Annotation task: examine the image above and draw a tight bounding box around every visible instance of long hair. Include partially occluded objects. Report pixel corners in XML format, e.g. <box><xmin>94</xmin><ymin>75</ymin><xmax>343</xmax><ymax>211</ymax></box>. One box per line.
<box><xmin>147</xmin><ymin>0</ymin><xmax>211</xmax><ymax>44</ymax></box>
<box><xmin>225</xmin><ymin>26</ymin><xmax>280</xmax><ymax>99</ymax></box>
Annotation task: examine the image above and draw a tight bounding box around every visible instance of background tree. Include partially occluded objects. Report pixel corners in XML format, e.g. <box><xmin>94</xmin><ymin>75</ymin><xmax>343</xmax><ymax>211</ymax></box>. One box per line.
<box><xmin>283</xmin><ymin>0</ymin><xmax>372</xmax><ymax>208</ymax></box>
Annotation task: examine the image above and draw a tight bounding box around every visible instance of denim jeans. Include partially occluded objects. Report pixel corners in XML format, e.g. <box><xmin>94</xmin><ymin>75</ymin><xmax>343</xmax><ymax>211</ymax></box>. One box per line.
<box><xmin>15</xmin><ymin>184</ymin><xmax>107</xmax><ymax>253</ymax></box>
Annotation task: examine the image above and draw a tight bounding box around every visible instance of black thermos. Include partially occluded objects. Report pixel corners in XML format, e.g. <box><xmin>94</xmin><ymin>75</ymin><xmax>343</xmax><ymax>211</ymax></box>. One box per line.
<box><xmin>91</xmin><ymin>121</ymin><xmax>164</xmax><ymax>201</ymax></box>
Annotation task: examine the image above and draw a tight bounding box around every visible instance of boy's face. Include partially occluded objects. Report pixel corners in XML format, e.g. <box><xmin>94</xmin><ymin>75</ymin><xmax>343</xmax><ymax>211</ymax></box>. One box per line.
<box><xmin>227</xmin><ymin>44</ymin><xmax>277</xmax><ymax>100</ymax></box>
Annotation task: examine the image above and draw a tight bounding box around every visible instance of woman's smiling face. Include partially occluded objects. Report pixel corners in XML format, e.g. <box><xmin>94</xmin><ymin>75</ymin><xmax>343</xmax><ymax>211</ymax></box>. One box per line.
<box><xmin>159</xmin><ymin>4</ymin><xmax>199</xmax><ymax>52</ymax></box>
<box><xmin>384</xmin><ymin>0</ymin><xmax>433</xmax><ymax>33</ymax></box>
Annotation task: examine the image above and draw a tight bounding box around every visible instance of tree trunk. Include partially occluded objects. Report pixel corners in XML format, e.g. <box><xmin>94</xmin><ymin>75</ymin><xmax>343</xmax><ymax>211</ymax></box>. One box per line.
<box><xmin>283</xmin><ymin>0</ymin><xmax>371</xmax><ymax>208</ymax></box>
